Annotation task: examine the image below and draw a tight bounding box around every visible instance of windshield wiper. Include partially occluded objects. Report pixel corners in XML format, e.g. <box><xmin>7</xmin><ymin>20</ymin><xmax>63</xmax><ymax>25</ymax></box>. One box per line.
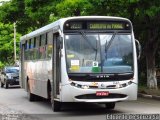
<box><xmin>80</xmin><ymin>31</ymin><xmax>98</xmax><ymax>60</ymax></box>
<box><xmin>80</xmin><ymin>31</ymin><xmax>98</xmax><ymax>51</ymax></box>
<box><xmin>105</xmin><ymin>31</ymin><xmax>117</xmax><ymax>52</ymax></box>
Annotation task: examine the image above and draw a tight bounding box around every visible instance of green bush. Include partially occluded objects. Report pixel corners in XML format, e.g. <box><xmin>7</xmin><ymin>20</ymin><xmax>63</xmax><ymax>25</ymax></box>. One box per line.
<box><xmin>0</xmin><ymin>61</ymin><xmax>4</xmax><ymax>69</ymax></box>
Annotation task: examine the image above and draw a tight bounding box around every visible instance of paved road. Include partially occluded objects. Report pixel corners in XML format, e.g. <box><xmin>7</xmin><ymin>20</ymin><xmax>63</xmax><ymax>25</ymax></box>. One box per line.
<box><xmin>0</xmin><ymin>86</ymin><xmax>160</xmax><ymax>120</ymax></box>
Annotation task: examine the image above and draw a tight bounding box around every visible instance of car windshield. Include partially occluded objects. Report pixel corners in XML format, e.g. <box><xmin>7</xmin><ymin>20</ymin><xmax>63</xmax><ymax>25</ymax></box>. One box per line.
<box><xmin>6</xmin><ymin>68</ymin><xmax>19</xmax><ymax>73</ymax></box>
<box><xmin>65</xmin><ymin>33</ymin><xmax>133</xmax><ymax>74</ymax></box>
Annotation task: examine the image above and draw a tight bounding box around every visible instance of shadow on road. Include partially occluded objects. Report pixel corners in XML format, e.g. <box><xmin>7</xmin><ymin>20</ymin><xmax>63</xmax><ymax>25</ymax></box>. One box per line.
<box><xmin>60</xmin><ymin>102</ymin><xmax>122</xmax><ymax>116</ymax></box>
<box><xmin>21</xmin><ymin>91</ymin><xmax>123</xmax><ymax>116</ymax></box>
<box><xmin>34</xmin><ymin>99</ymin><xmax>123</xmax><ymax>116</ymax></box>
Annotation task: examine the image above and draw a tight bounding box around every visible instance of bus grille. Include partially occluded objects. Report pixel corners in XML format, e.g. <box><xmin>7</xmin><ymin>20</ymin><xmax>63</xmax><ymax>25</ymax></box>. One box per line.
<box><xmin>75</xmin><ymin>93</ymin><xmax>127</xmax><ymax>99</ymax></box>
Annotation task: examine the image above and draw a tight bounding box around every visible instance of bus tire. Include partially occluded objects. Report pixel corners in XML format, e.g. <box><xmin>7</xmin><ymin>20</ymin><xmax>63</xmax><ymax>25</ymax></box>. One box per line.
<box><xmin>47</xmin><ymin>81</ymin><xmax>51</xmax><ymax>100</ymax></box>
<box><xmin>27</xmin><ymin>90</ymin><xmax>35</xmax><ymax>101</ymax></box>
<box><xmin>52</xmin><ymin>100</ymin><xmax>61</xmax><ymax>112</ymax></box>
<box><xmin>105</xmin><ymin>102</ymin><xmax>115</xmax><ymax>110</ymax></box>
<box><xmin>27</xmin><ymin>81</ymin><xmax>35</xmax><ymax>101</ymax></box>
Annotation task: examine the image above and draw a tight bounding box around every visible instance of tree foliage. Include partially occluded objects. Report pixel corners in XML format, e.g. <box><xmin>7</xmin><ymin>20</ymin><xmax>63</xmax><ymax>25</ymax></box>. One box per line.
<box><xmin>24</xmin><ymin>0</ymin><xmax>56</xmax><ymax>28</ymax></box>
<box><xmin>56</xmin><ymin>0</ymin><xmax>92</xmax><ymax>17</ymax></box>
<box><xmin>0</xmin><ymin>22</ymin><xmax>21</xmax><ymax>66</ymax></box>
<box><xmin>122</xmin><ymin>0</ymin><xmax>160</xmax><ymax>89</ymax></box>
<box><xmin>0</xmin><ymin>0</ymin><xmax>160</xmax><ymax>89</ymax></box>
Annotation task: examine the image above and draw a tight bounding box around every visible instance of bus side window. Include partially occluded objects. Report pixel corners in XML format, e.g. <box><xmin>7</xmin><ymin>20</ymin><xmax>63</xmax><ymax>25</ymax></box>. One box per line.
<box><xmin>29</xmin><ymin>39</ymin><xmax>31</xmax><ymax>49</ymax></box>
<box><xmin>47</xmin><ymin>31</ymin><xmax>53</xmax><ymax>59</ymax></box>
<box><xmin>28</xmin><ymin>39</ymin><xmax>31</xmax><ymax>60</ymax></box>
<box><xmin>29</xmin><ymin>38</ymin><xmax>35</xmax><ymax>60</ymax></box>
<box><xmin>34</xmin><ymin>37</ymin><xmax>36</xmax><ymax>48</ymax></box>
<box><xmin>24</xmin><ymin>40</ymin><xmax>29</xmax><ymax>60</ymax></box>
<box><xmin>39</xmin><ymin>34</ymin><xmax>46</xmax><ymax>59</ymax></box>
<box><xmin>39</xmin><ymin>35</ymin><xmax>42</xmax><ymax>59</ymax></box>
<box><xmin>45</xmin><ymin>33</ymin><xmax>48</xmax><ymax>59</ymax></box>
<box><xmin>33</xmin><ymin>37</ymin><xmax>37</xmax><ymax>60</ymax></box>
<box><xmin>35</xmin><ymin>36</ymin><xmax>40</xmax><ymax>59</ymax></box>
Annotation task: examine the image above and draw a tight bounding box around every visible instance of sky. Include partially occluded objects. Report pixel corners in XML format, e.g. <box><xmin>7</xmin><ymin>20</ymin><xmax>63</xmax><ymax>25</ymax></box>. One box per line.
<box><xmin>0</xmin><ymin>0</ymin><xmax>10</xmax><ymax>6</ymax></box>
<box><xmin>0</xmin><ymin>0</ymin><xmax>10</xmax><ymax>2</ymax></box>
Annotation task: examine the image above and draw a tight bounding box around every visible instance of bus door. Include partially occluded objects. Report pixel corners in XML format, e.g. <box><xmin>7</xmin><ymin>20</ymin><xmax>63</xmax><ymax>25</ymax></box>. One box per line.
<box><xmin>52</xmin><ymin>32</ymin><xmax>61</xmax><ymax>99</ymax></box>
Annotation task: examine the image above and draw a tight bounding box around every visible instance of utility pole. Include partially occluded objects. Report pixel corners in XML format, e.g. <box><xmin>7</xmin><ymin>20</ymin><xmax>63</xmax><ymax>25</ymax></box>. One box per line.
<box><xmin>14</xmin><ymin>22</ymin><xmax>16</xmax><ymax>64</ymax></box>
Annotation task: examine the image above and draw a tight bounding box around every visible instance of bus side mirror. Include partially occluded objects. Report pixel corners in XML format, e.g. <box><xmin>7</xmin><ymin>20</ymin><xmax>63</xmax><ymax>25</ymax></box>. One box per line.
<box><xmin>135</xmin><ymin>39</ymin><xmax>141</xmax><ymax>60</ymax></box>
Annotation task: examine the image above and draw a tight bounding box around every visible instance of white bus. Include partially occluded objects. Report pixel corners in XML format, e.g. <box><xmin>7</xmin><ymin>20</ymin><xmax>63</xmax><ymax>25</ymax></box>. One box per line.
<box><xmin>20</xmin><ymin>16</ymin><xmax>141</xmax><ymax>111</ymax></box>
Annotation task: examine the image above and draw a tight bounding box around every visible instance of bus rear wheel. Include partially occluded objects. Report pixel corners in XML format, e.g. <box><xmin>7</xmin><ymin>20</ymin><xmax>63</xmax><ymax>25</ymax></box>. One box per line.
<box><xmin>27</xmin><ymin>81</ymin><xmax>36</xmax><ymax>101</ymax></box>
<box><xmin>105</xmin><ymin>102</ymin><xmax>115</xmax><ymax>110</ymax></box>
<box><xmin>52</xmin><ymin>100</ymin><xmax>61</xmax><ymax>112</ymax></box>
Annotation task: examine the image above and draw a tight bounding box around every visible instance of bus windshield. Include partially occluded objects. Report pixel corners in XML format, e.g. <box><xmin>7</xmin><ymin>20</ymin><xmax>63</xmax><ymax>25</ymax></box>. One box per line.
<box><xmin>65</xmin><ymin>33</ymin><xmax>133</xmax><ymax>74</ymax></box>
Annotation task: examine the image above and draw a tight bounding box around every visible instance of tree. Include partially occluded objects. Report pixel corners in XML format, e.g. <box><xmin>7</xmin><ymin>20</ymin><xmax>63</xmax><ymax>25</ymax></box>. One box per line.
<box><xmin>0</xmin><ymin>0</ymin><xmax>159</xmax><ymax>89</ymax></box>
<box><xmin>129</xmin><ymin>0</ymin><xmax>160</xmax><ymax>89</ymax></box>
<box><xmin>0</xmin><ymin>22</ymin><xmax>21</xmax><ymax>65</ymax></box>
<box><xmin>56</xmin><ymin>0</ymin><xmax>92</xmax><ymax>17</ymax></box>
<box><xmin>24</xmin><ymin>0</ymin><xmax>58</xmax><ymax>28</ymax></box>
<box><xmin>0</xmin><ymin>0</ymin><xmax>29</xmax><ymax>34</ymax></box>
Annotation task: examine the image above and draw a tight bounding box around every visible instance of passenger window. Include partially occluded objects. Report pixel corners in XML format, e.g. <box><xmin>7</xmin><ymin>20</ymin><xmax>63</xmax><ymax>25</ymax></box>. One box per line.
<box><xmin>25</xmin><ymin>40</ymin><xmax>28</xmax><ymax>50</ymax></box>
<box><xmin>47</xmin><ymin>31</ymin><xmax>53</xmax><ymax>59</ymax></box>
<box><xmin>36</xmin><ymin>36</ymin><xmax>40</xmax><ymax>48</ymax></box>
<box><xmin>41</xmin><ymin>34</ymin><xmax>47</xmax><ymax>46</ymax></box>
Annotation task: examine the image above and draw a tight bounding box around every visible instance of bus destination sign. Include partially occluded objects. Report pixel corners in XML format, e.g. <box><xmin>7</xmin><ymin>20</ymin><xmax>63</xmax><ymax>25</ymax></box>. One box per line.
<box><xmin>64</xmin><ymin>21</ymin><xmax>130</xmax><ymax>31</ymax></box>
<box><xmin>88</xmin><ymin>23</ymin><xmax>125</xmax><ymax>30</ymax></box>
<box><xmin>67</xmin><ymin>22</ymin><xmax>82</xmax><ymax>30</ymax></box>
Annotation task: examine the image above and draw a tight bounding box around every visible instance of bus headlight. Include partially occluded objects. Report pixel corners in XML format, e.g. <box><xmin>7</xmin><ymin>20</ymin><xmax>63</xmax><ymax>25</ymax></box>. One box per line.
<box><xmin>116</xmin><ymin>84</ymin><xmax>122</xmax><ymax>88</ymax></box>
<box><xmin>70</xmin><ymin>82</ymin><xmax>81</xmax><ymax>88</ymax></box>
<box><xmin>70</xmin><ymin>82</ymin><xmax>89</xmax><ymax>89</ymax></box>
<box><xmin>81</xmin><ymin>85</ymin><xmax>89</xmax><ymax>89</ymax></box>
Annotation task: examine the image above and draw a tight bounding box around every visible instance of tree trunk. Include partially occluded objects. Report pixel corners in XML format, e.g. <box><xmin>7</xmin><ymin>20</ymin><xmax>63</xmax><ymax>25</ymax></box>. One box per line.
<box><xmin>146</xmin><ymin>51</ymin><xmax>158</xmax><ymax>89</ymax></box>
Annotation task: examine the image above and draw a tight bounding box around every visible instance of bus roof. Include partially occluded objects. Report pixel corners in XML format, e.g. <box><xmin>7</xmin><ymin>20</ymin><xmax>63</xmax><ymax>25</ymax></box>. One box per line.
<box><xmin>20</xmin><ymin>16</ymin><xmax>131</xmax><ymax>42</ymax></box>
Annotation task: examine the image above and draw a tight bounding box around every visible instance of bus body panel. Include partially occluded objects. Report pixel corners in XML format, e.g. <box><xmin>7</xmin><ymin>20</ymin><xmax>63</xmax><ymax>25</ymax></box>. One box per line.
<box><xmin>24</xmin><ymin>59</ymin><xmax>52</xmax><ymax>98</ymax></box>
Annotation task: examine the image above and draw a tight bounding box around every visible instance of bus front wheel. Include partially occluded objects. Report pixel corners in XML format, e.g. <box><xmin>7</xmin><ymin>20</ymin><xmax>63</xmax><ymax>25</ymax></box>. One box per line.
<box><xmin>105</xmin><ymin>102</ymin><xmax>115</xmax><ymax>110</ymax></box>
<box><xmin>52</xmin><ymin>100</ymin><xmax>61</xmax><ymax>112</ymax></box>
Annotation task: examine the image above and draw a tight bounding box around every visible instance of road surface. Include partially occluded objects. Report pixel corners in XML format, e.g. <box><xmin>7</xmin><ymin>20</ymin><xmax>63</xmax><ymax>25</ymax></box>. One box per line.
<box><xmin>0</xmin><ymin>86</ymin><xmax>160</xmax><ymax>120</ymax></box>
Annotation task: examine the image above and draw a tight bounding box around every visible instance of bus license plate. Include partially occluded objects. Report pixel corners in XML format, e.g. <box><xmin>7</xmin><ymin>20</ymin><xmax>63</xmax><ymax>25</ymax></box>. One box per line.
<box><xmin>96</xmin><ymin>91</ymin><xmax>109</xmax><ymax>96</ymax></box>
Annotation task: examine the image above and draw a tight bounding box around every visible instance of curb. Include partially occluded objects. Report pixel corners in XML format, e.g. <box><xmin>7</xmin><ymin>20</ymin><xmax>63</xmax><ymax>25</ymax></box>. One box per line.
<box><xmin>138</xmin><ymin>93</ymin><xmax>160</xmax><ymax>100</ymax></box>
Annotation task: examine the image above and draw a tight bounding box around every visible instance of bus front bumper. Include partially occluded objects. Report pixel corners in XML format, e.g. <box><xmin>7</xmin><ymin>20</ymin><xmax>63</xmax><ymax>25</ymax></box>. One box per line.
<box><xmin>61</xmin><ymin>81</ymin><xmax>137</xmax><ymax>103</ymax></box>
<box><xmin>74</xmin><ymin>97</ymin><xmax>128</xmax><ymax>103</ymax></box>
